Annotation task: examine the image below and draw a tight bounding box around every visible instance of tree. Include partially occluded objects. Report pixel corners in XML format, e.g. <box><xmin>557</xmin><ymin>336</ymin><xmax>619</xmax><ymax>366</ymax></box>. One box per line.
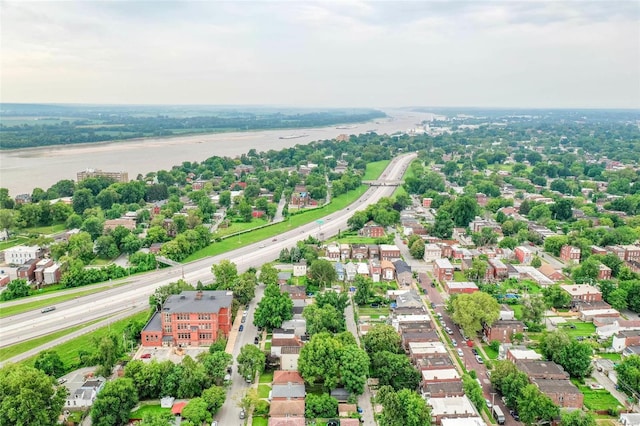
<box><xmin>556</xmin><ymin>341</ymin><xmax>593</xmax><ymax>378</ymax></box>
<box><xmin>462</xmin><ymin>373</ymin><xmax>485</xmax><ymax>412</ymax></box>
<box><xmin>518</xmin><ymin>384</ymin><xmax>560</xmax><ymax>425</ymax></box>
<box><xmin>259</xmin><ymin>263</ymin><xmax>278</xmax><ymax>286</ymax></box>
<box><xmin>521</xmin><ymin>294</ymin><xmax>546</xmax><ymax>328</ymax></box>
<box><xmin>0</xmin><ymin>363</ymin><xmax>67</xmax><ymax>426</ymax></box>
<box><xmin>197</xmin><ymin>351</ymin><xmax>232</xmax><ymax>385</ymax></box>
<box><xmin>305</xmin><ymin>393</ymin><xmax>339</xmax><ymax>418</ymax></box>
<box><xmin>309</xmin><ymin>259</ymin><xmax>337</xmax><ymax>288</ymax></box>
<box><xmin>608</xmin><ymin>287</ymin><xmax>629</xmax><ymax>311</ymax></box>
<box><xmin>551</xmin><ymin>199</ymin><xmax>573</xmax><ymax>221</ymax></box>
<box><xmin>464</xmin><ymin>258</ymin><xmax>488</xmax><ymax>282</ymax></box>
<box><xmin>82</xmin><ymin>216</ymin><xmax>104</xmax><ymax>240</ymax></box>
<box><xmin>139</xmin><ymin>412</ymin><xmax>174</xmax><ymax>426</ymax></box>
<box><xmin>432</xmin><ymin>209</ymin><xmax>454</xmax><ymax>239</ymax></box>
<box><xmin>238</xmin><ymin>200</ymin><xmax>253</xmax><ymax>222</ymax></box>
<box><xmin>34</xmin><ymin>350</ymin><xmax>65</xmax><ymax>378</ymax></box>
<box><xmin>371</xmin><ymin>351</ymin><xmax>421</xmax><ymax>391</ymax></box>
<box><xmin>347</xmin><ymin>210</ymin><xmax>368</xmax><ymax>231</ymax></box>
<box><xmin>543</xmin><ymin>284</ymin><xmax>571</xmax><ymax>309</ymax></box>
<box><xmin>181</xmin><ymin>397</ymin><xmax>212</xmax><ymax>425</ymax></box>
<box><xmin>95</xmin><ymin>235</ymin><xmax>119</xmax><ymax>259</ymax></box>
<box><xmin>560</xmin><ymin>410</ymin><xmax>597</xmax><ymax>426</ymax></box>
<box><xmin>202</xmin><ymin>385</ymin><xmax>226</xmax><ymax>413</ymax></box>
<box><xmin>211</xmin><ymin>259</ymin><xmax>238</xmax><ymax>289</ymax></box>
<box><xmin>0</xmin><ymin>278</ymin><xmax>31</xmax><ymax>301</ymax></box>
<box><xmin>450</xmin><ymin>292</ymin><xmax>500</xmax><ymax>338</ymax></box>
<box><xmin>298</xmin><ymin>332</ymin><xmax>343</xmax><ymax>390</ymax></box>
<box><xmin>91</xmin><ymin>378</ymin><xmax>139</xmax><ymax>426</ymax></box>
<box><xmin>471</xmin><ymin>227</ymin><xmax>498</xmax><ymax>247</ymax></box>
<box><xmin>451</xmin><ymin>196</ymin><xmax>479</xmax><ymax>227</ymax></box>
<box><xmin>72</xmin><ymin>188</ymin><xmax>94</xmax><ymax>214</ymax></box>
<box><xmin>239</xmin><ymin>388</ymin><xmax>259</xmax><ymax>416</ymax></box>
<box><xmin>0</xmin><ymin>209</ymin><xmax>16</xmax><ymax>239</ymax></box>
<box><xmin>409</xmin><ymin>238</ymin><xmax>425</xmax><ymax>259</ymax></box>
<box><xmin>121</xmin><ymin>233</ymin><xmax>143</xmax><ymax>254</ymax></box>
<box><xmin>540</xmin><ymin>330</ymin><xmax>572</xmax><ymax>361</ymax></box>
<box><xmin>363</xmin><ymin>324</ymin><xmax>402</xmax><ymax>356</ymax></box>
<box><xmin>253</xmin><ymin>284</ymin><xmax>293</xmax><ymax>330</ymax></box>
<box><xmin>354</xmin><ymin>275</ymin><xmax>373</xmax><ymax>306</ymax></box>
<box><xmin>303</xmin><ymin>303</ymin><xmax>345</xmax><ymax>335</ymax></box>
<box><xmin>237</xmin><ymin>344</ymin><xmax>265</xmax><ymax>381</ymax></box>
<box><xmin>377</xmin><ymin>386</ymin><xmax>430</xmax><ymax>426</ymax></box>
<box><xmin>94</xmin><ymin>334</ymin><xmax>122</xmax><ymax>378</ymax></box>
<box><xmin>531</xmin><ymin>256</ymin><xmax>542</xmax><ymax>268</ymax></box>
<box><xmin>339</xmin><ymin>344</ymin><xmax>370</xmax><ymax>394</ymax></box>
<box><xmin>231</xmin><ymin>273</ymin><xmax>257</xmax><ymax>305</ymax></box>
<box><xmin>615</xmin><ymin>355</ymin><xmax>640</xmax><ymax>396</ymax></box>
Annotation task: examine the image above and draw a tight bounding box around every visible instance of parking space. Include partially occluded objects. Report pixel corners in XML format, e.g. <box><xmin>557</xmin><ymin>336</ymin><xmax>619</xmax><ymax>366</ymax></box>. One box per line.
<box><xmin>135</xmin><ymin>346</ymin><xmax>209</xmax><ymax>363</ymax></box>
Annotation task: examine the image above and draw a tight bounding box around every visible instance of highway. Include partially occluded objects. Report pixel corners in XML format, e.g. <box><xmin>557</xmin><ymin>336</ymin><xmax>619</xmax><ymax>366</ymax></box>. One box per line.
<box><xmin>0</xmin><ymin>153</ymin><xmax>416</xmax><ymax>364</ymax></box>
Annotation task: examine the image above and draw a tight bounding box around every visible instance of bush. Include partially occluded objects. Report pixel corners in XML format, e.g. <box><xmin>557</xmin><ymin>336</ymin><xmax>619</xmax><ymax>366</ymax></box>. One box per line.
<box><xmin>255</xmin><ymin>400</ymin><xmax>270</xmax><ymax>416</ymax></box>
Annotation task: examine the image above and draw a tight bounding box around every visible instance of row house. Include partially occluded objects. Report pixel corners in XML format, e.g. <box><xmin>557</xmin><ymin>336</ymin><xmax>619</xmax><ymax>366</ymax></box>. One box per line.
<box><xmin>356</xmin><ymin>262</ymin><xmax>369</xmax><ymax>277</ymax></box>
<box><xmin>415</xmin><ymin>356</ymin><xmax>455</xmax><ymax>372</ymax></box>
<box><xmin>516</xmin><ymin>360</ymin><xmax>569</xmax><ymax>380</ymax></box>
<box><xmin>292</xmin><ymin>260</ymin><xmax>307</xmax><ymax>277</ymax></box>
<box><xmin>104</xmin><ymin>218</ymin><xmax>137</xmax><ymax>232</ymax></box>
<box><xmin>622</xmin><ymin>245</ymin><xmax>640</xmax><ymax>262</ymax></box>
<box><xmin>326</xmin><ymin>243</ymin><xmax>340</xmax><ymax>260</ymax></box>
<box><xmin>487</xmin><ymin>258</ymin><xmax>508</xmax><ymax>280</ymax></box>
<box><xmin>379</xmin><ymin>244</ymin><xmax>401</xmax><ymax>261</ymax></box>
<box><xmin>469</xmin><ymin>217</ymin><xmax>501</xmax><ymax>233</ymax></box>
<box><xmin>483</xmin><ymin>319</ymin><xmax>525</xmax><ymax>343</ymax></box>
<box><xmin>443</xmin><ymin>281</ymin><xmax>478</xmax><ymax>295</ymax></box>
<box><xmin>434</xmin><ymin>258</ymin><xmax>454</xmax><ymax>282</ymax></box>
<box><xmin>423</xmin><ymin>197</ymin><xmax>433</xmax><ymax>208</ymax></box>
<box><xmin>393</xmin><ymin>260</ymin><xmax>412</xmax><ymax>286</ymax></box>
<box><xmin>451</xmin><ymin>246</ymin><xmax>472</xmax><ymax>260</ymax></box>
<box><xmin>423</xmin><ymin>381</ymin><xmax>464</xmax><ymax>398</ymax></box>
<box><xmin>591</xmin><ymin>245</ymin><xmax>607</xmax><ymax>256</ymax></box>
<box><xmin>428</xmin><ymin>396</ymin><xmax>477</xmax><ymax>425</ymax></box>
<box><xmin>381</xmin><ymin>260</ymin><xmax>395</xmax><ymax>281</ymax></box>
<box><xmin>17</xmin><ymin>259</ymin><xmax>38</xmax><ymax>282</ymax></box>
<box><xmin>612</xmin><ymin>330</ymin><xmax>640</xmax><ymax>352</ymax></box>
<box><xmin>368</xmin><ymin>245</ymin><xmax>380</xmax><ymax>260</ymax></box>
<box><xmin>560</xmin><ymin>245</ymin><xmax>581</xmax><ymax>262</ymax></box>
<box><xmin>351</xmin><ymin>244</ymin><xmax>368</xmax><ymax>261</ymax></box>
<box><xmin>506</xmin><ymin>347</ymin><xmax>543</xmax><ymax>363</ymax></box>
<box><xmin>533</xmin><ymin>379</ymin><xmax>583</xmax><ymax>409</ymax></box>
<box><xmin>598</xmin><ymin>263</ymin><xmax>613</xmax><ymax>280</ymax></box>
<box><xmin>408</xmin><ymin>341</ymin><xmax>448</xmax><ymax>363</ymax></box>
<box><xmin>528</xmin><ymin>223</ymin><xmax>557</xmax><ymax>240</ymax></box>
<box><xmin>560</xmin><ymin>284</ymin><xmax>602</xmax><ymax>303</ymax></box>
<box><xmin>424</xmin><ymin>244</ymin><xmax>443</xmax><ymax>262</ymax></box>
<box><xmin>475</xmin><ymin>193</ymin><xmax>488</xmax><ymax>207</ymax></box>
<box><xmin>358</xmin><ymin>221</ymin><xmax>385</xmax><ymax>238</ymax></box>
<box><xmin>344</xmin><ymin>263</ymin><xmax>357</xmax><ymax>281</ymax></box>
<box><xmin>514</xmin><ymin>246</ymin><xmax>533</xmax><ymax>264</ymax></box>
<box><xmin>369</xmin><ymin>260</ymin><xmax>381</xmax><ymax>282</ymax></box>
<box><xmin>538</xmin><ymin>264</ymin><xmax>566</xmax><ymax>282</ymax></box>
<box><xmin>290</xmin><ymin>185</ymin><xmax>313</xmax><ymax>208</ymax></box>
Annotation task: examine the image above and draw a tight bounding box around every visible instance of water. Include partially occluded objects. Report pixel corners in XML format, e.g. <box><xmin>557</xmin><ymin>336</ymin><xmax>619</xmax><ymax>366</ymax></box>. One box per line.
<box><xmin>0</xmin><ymin>109</ymin><xmax>433</xmax><ymax>195</ymax></box>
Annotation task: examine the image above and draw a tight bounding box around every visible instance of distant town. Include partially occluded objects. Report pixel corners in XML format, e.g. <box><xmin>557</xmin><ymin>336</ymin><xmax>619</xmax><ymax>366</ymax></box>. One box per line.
<box><xmin>1</xmin><ymin>108</ymin><xmax>640</xmax><ymax>426</ymax></box>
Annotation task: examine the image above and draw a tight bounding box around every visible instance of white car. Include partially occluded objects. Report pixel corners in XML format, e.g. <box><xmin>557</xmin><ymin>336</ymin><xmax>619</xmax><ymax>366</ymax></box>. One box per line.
<box><xmin>457</xmin><ymin>348</ymin><xmax>464</xmax><ymax>356</ymax></box>
<box><xmin>486</xmin><ymin>399</ymin><xmax>493</xmax><ymax>409</ymax></box>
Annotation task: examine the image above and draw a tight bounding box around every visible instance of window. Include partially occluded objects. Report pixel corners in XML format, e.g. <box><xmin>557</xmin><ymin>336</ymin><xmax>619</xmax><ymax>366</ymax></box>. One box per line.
<box><xmin>177</xmin><ymin>333</ymin><xmax>190</xmax><ymax>340</ymax></box>
<box><xmin>178</xmin><ymin>323</ymin><xmax>189</xmax><ymax>330</ymax></box>
<box><xmin>164</xmin><ymin>326</ymin><xmax>172</xmax><ymax>333</ymax></box>
<box><xmin>163</xmin><ymin>313</ymin><xmax>171</xmax><ymax>323</ymax></box>
<box><xmin>198</xmin><ymin>314</ymin><xmax>211</xmax><ymax>320</ymax></box>
<box><xmin>177</xmin><ymin>314</ymin><xmax>189</xmax><ymax>321</ymax></box>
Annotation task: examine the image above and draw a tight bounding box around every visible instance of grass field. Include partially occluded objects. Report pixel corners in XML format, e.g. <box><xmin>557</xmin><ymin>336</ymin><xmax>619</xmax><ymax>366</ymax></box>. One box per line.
<box><xmin>362</xmin><ymin>160</ymin><xmax>391</xmax><ymax>180</ymax></box>
<box><xmin>357</xmin><ymin>306</ymin><xmax>391</xmax><ymax>319</ymax></box>
<box><xmin>259</xmin><ymin>371</ymin><xmax>274</xmax><ymax>384</ymax></box>
<box><xmin>130</xmin><ymin>403</ymin><xmax>170</xmax><ymax>419</ymax></box>
<box><xmin>0</xmin><ymin>319</ymin><xmax>102</xmax><ymax>362</ymax></box>
<box><xmin>258</xmin><ymin>384</ymin><xmax>271</xmax><ymax>398</ymax></box>
<box><xmin>483</xmin><ymin>344</ymin><xmax>499</xmax><ymax>360</ymax></box>
<box><xmin>252</xmin><ymin>417</ymin><xmax>268</xmax><ymax>426</ymax></box>
<box><xmin>22</xmin><ymin>223</ymin><xmax>66</xmax><ymax>235</ymax></box>
<box><xmin>393</xmin><ymin>159</ymin><xmax>415</xmax><ymax>197</ymax></box>
<box><xmin>574</xmin><ymin>382</ymin><xmax>623</xmax><ymax>412</ymax></box>
<box><xmin>184</xmin><ymin>185</ymin><xmax>368</xmax><ymax>262</ymax></box>
<box><xmin>22</xmin><ymin>310</ymin><xmax>151</xmax><ymax>369</ymax></box>
<box><xmin>453</xmin><ymin>271</ymin><xmax>466</xmax><ymax>282</ymax></box>
<box><xmin>597</xmin><ymin>353</ymin><xmax>622</xmax><ymax>362</ymax></box>
<box><xmin>511</xmin><ymin>305</ymin><xmax>524</xmax><ymax>320</ymax></box>
<box><xmin>561</xmin><ymin>321</ymin><xmax>597</xmax><ymax>338</ymax></box>
<box><xmin>336</xmin><ymin>235</ymin><xmax>378</xmax><ymax>244</ymax></box>
<box><xmin>0</xmin><ymin>236</ymin><xmax>28</xmax><ymax>250</ymax></box>
<box><xmin>214</xmin><ymin>218</ymin><xmax>269</xmax><ymax>238</ymax></box>
<box><xmin>0</xmin><ymin>281</ymin><xmax>131</xmax><ymax>318</ymax></box>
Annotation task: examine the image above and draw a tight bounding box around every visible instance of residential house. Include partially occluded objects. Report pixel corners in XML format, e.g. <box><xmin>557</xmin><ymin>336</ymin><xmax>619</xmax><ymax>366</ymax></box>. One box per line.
<box><xmin>428</xmin><ymin>395</ymin><xmax>478</xmax><ymax>425</ymax></box>
<box><xmin>359</xmin><ymin>221</ymin><xmax>385</xmax><ymax>238</ymax></box>
<box><xmin>140</xmin><ymin>291</ymin><xmax>233</xmax><ymax>347</ymax></box>
<box><xmin>351</xmin><ymin>244</ymin><xmax>369</xmax><ymax>261</ymax></box>
<box><xmin>326</xmin><ymin>243</ymin><xmax>340</xmax><ymax>260</ymax></box>
<box><xmin>532</xmin><ymin>379</ymin><xmax>584</xmax><ymax>409</ymax></box>
<box><xmin>499</xmin><ymin>305</ymin><xmax>515</xmax><ymax>321</ymax></box>
<box><xmin>356</xmin><ymin>262</ymin><xmax>369</xmax><ymax>277</ymax></box>
<box><xmin>4</xmin><ymin>245</ymin><xmax>41</xmax><ymax>264</ymax></box>
<box><xmin>598</xmin><ymin>263</ymin><xmax>613</xmax><ymax>280</ymax></box>
<box><xmin>334</xmin><ymin>262</ymin><xmax>345</xmax><ymax>281</ymax></box>
<box><xmin>506</xmin><ymin>347</ymin><xmax>543</xmax><ymax>362</ymax></box>
<box><xmin>340</xmin><ymin>244</ymin><xmax>351</xmax><ymax>261</ymax></box>
<box><xmin>281</xmin><ymin>285</ymin><xmax>306</xmax><ymax>300</ymax></box>
<box><xmin>514</xmin><ymin>246</ymin><xmax>533</xmax><ymax>264</ymax></box>
<box><xmin>560</xmin><ymin>245</ymin><xmax>581</xmax><ymax>263</ymax></box>
<box><xmin>444</xmin><ymin>281</ymin><xmax>478</xmax><ymax>295</ymax></box>
<box><xmin>280</xmin><ymin>346</ymin><xmax>301</xmax><ymax>371</ymax></box>
<box><xmin>292</xmin><ymin>260</ymin><xmax>307</xmax><ymax>277</ymax></box>
<box><xmin>271</xmin><ymin>336</ymin><xmax>303</xmax><ymax>357</ymax></box>
<box><xmin>591</xmin><ymin>245</ymin><xmax>607</xmax><ymax>256</ymax></box>
<box><xmin>380</xmin><ymin>260</ymin><xmax>395</xmax><ymax>281</ymax></box>
<box><xmin>277</xmin><ymin>272</ymin><xmax>291</xmax><ymax>285</ymax></box>
<box><xmin>290</xmin><ymin>185</ymin><xmax>311</xmax><ymax>208</ymax></box>
<box><xmin>423</xmin><ymin>198</ymin><xmax>433</xmax><ymax>208</ymax></box>
<box><xmin>483</xmin><ymin>320</ymin><xmax>525</xmax><ymax>343</ymax></box>
<box><xmin>516</xmin><ymin>361</ymin><xmax>569</xmax><ymax>380</ymax></box>
<box><xmin>487</xmin><ymin>258</ymin><xmax>508</xmax><ymax>280</ymax></box>
<box><xmin>434</xmin><ymin>258</ymin><xmax>454</xmax><ymax>282</ymax></box>
<box><xmin>612</xmin><ymin>330</ymin><xmax>640</xmax><ymax>352</ymax></box>
<box><xmin>368</xmin><ymin>244</ymin><xmax>380</xmax><ymax>260</ymax></box>
<box><xmin>622</xmin><ymin>245</ymin><xmax>640</xmax><ymax>262</ymax></box>
<box><xmin>369</xmin><ymin>260</ymin><xmax>381</xmax><ymax>283</ymax></box>
<box><xmin>271</xmin><ymin>383</ymin><xmax>305</xmax><ymax>400</ymax></box>
<box><xmin>560</xmin><ymin>284</ymin><xmax>602</xmax><ymax>303</ymax></box>
<box><xmin>422</xmin><ymin>381</ymin><xmax>465</xmax><ymax>398</ymax></box>
<box><xmin>380</xmin><ymin>244</ymin><xmax>401</xmax><ymax>260</ymax></box>
<box><xmin>538</xmin><ymin>264</ymin><xmax>566</xmax><ymax>282</ymax></box>
<box><xmin>393</xmin><ymin>260</ymin><xmax>412</xmax><ymax>286</ymax></box>
<box><xmin>344</xmin><ymin>263</ymin><xmax>357</xmax><ymax>282</ymax></box>
<box><xmin>269</xmin><ymin>400</ymin><xmax>305</xmax><ymax>418</ymax></box>
<box><xmin>424</xmin><ymin>244</ymin><xmax>443</xmax><ymax>263</ymax></box>
<box><xmin>273</xmin><ymin>370</ymin><xmax>304</xmax><ymax>386</ymax></box>
<box><xmin>64</xmin><ymin>377</ymin><xmax>106</xmax><ymax>408</ymax></box>
<box><xmin>17</xmin><ymin>259</ymin><xmax>37</xmax><ymax>282</ymax></box>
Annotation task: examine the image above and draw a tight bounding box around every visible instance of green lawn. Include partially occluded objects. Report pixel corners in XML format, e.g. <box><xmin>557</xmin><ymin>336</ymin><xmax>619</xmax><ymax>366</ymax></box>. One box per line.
<box><xmin>362</xmin><ymin>160</ymin><xmax>391</xmax><ymax>180</ymax></box>
<box><xmin>22</xmin><ymin>310</ymin><xmax>151</xmax><ymax>370</ymax></box>
<box><xmin>0</xmin><ymin>236</ymin><xmax>28</xmax><ymax>251</ymax></box>
<box><xmin>264</xmin><ymin>342</ymin><xmax>272</xmax><ymax>351</ymax></box>
<box><xmin>0</xmin><ymin>281</ymin><xmax>132</xmax><ymax>318</ymax></box>
<box><xmin>560</xmin><ymin>321</ymin><xmax>597</xmax><ymax>338</ymax></box>
<box><xmin>22</xmin><ymin>223</ymin><xmax>66</xmax><ymax>235</ymax></box>
<box><xmin>259</xmin><ymin>371</ymin><xmax>274</xmax><ymax>384</ymax></box>
<box><xmin>184</xmin><ymin>185</ymin><xmax>368</xmax><ymax>262</ymax></box>
<box><xmin>258</xmin><ymin>384</ymin><xmax>271</xmax><ymax>398</ymax></box>
<box><xmin>574</xmin><ymin>382</ymin><xmax>624</xmax><ymax>412</ymax></box>
<box><xmin>453</xmin><ymin>271</ymin><xmax>466</xmax><ymax>282</ymax></box>
<box><xmin>214</xmin><ymin>218</ymin><xmax>269</xmax><ymax>238</ymax></box>
<box><xmin>483</xmin><ymin>344</ymin><xmax>499</xmax><ymax>360</ymax></box>
<box><xmin>357</xmin><ymin>306</ymin><xmax>391</xmax><ymax>319</ymax></box>
<box><xmin>511</xmin><ymin>305</ymin><xmax>524</xmax><ymax>320</ymax></box>
<box><xmin>130</xmin><ymin>403</ymin><xmax>170</xmax><ymax>419</ymax></box>
<box><xmin>252</xmin><ymin>416</ymin><xmax>268</xmax><ymax>426</ymax></box>
<box><xmin>336</xmin><ymin>236</ymin><xmax>378</xmax><ymax>244</ymax></box>
<box><xmin>597</xmin><ymin>353</ymin><xmax>622</xmax><ymax>361</ymax></box>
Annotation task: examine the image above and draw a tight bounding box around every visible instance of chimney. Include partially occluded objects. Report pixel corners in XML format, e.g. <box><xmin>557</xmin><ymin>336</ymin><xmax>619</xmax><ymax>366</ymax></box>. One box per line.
<box><xmin>196</xmin><ymin>291</ymin><xmax>203</xmax><ymax>300</ymax></box>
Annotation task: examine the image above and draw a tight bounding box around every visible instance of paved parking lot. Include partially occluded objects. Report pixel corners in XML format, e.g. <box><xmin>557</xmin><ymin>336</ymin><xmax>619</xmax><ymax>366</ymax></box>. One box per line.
<box><xmin>135</xmin><ymin>346</ymin><xmax>209</xmax><ymax>363</ymax></box>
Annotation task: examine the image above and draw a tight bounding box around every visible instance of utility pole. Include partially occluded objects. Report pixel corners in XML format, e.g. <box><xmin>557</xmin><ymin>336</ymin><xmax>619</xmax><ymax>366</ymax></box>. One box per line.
<box><xmin>491</xmin><ymin>392</ymin><xmax>496</xmax><ymax>407</ymax></box>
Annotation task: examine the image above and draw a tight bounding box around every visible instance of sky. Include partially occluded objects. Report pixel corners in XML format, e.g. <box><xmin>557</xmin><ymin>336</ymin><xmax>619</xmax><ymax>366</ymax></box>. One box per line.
<box><xmin>1</xmin><ymin>1</ymin><xmax>639</xmax><ymax>108</ymax></box>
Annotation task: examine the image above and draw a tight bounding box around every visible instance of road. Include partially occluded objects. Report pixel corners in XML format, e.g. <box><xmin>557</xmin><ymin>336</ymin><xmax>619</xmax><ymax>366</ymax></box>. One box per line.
<box><xmin>0</xmin><ymin>153</ymin><xmax>416</xmax><ymax>365</ymax></box>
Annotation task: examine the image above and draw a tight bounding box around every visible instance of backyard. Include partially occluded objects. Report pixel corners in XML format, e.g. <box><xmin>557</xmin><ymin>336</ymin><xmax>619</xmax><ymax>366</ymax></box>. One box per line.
<box><xmin>129</xmin><ymin>403</ymin><xmax>170</xmax><ymax>420</ymax></box>
<box><xmin>573</xmin><ymin>382</ymin><xmax>624</xmax><ymax>412</ymax></box>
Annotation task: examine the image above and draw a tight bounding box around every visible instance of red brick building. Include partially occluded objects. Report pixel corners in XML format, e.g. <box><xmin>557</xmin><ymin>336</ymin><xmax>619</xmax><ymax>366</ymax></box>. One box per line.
<box><xmin>560</xmin><ymin>245</ymin><xmax>581</xmax><ymax>262</ymax></box>
<box><xmin>533</xmin><ymin>379</ymin><xmax>584</xmax><ymax>409</ymax></box>
<box><xmin>423</xmin><ymin>198</ymin><xmax>433</xmax><ymax>208</ymax></box>
<box><xmin>483</xmin><ymin>320</ymin><xmax>525</xmax><ymax>343</ymax></box>
<box><xmin>359</xmin><ymin>221</ymin><xmax>385</xmax><ymax>238</ymax></box>
<box><xmin>598</xmin><ymin>263</ymin><xmax>612</xmax><ymax>280</ymax></box>
<box><xmin>141</xmin><ymin>291</ymin><xmax>233</xmax><ymax>347</ymax></box>
<box><xmin>443</xmin><ymin>281</ymin><xmax>479</xmax><ymax>295</ymax></box>
<box><xmin>434</xmin><ymin>258</ymin><xmax>454</xmax><ymax>282</ymax></box>
<box><xmin>560</xmin><ymin>284</ymin><xmax>602</xmax><ymax>303</ymax></box>
<box><xmin>514</xmin><ymin>246</ymin><xmax>533</xmax><ymax>264</ymax></box>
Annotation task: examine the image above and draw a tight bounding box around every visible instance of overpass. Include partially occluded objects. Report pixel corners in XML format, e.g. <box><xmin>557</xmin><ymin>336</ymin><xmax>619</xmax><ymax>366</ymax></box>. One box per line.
<box><xmin>362</xmin><ymin>179</ymin><xmax>404</xmax><ymax>187</ymax></box>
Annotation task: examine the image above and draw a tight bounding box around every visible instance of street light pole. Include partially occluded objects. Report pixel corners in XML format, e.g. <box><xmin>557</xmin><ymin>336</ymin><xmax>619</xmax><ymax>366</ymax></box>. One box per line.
<box><xmin>491</xmin><ymin>392</ymin><xmax>496</xmax><ymax>407</ymax></box>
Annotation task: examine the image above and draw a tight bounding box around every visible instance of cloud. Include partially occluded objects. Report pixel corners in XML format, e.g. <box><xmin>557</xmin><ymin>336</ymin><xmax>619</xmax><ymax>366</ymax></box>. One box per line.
<box><xmin>1</xmin><ymin>1</ymin><xmax>638</xmax><ymax>108</ymax></box>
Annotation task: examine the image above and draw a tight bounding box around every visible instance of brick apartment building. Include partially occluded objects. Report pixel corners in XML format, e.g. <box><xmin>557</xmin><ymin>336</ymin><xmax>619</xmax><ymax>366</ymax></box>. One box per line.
<box><xmin>434</xmin><ymin>258</ymin><xmax>454</xmax><ymax>282</ymax></box>
<box><xmin>560</xmin><ymin>245</ymin><xmax>581</xmax><ymax>262</ymax></box>
<box><xmin>358</xmin><ymin>221</ymin><xmax>385</xmax><ymax>238</ymax></box>
<box><xmin>514</xmin><ymin>246</ymin><xmax>533</xmax><ymax>264</ymax></box>
<box><xmin>483</xmin><ymin>319</ymin><xmax>525</xmax><ymax>343</ymax></box>
<box><xmin>141</xmin><ymin>291</ymin><xmax>233</xmax><ymax>347</ymax></box>
<box><xmin>560</xmin><ymin>284</ymin><xmax>603</xmax><ymax>303</ymax></box>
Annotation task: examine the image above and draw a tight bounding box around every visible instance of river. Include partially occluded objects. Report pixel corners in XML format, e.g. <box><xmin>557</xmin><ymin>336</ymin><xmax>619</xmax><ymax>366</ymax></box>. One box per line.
<box><xmin>0</xmin><ymin>109</ymin><xmax>434</xmax><ymax>195</ymax></box>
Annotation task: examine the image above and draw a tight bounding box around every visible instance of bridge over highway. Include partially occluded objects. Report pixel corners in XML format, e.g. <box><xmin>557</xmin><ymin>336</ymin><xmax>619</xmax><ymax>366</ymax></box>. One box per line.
<box><xmin>362</xmin><ymin>179</ymin><xmax>404</xmax><ymax>186</ymax></box>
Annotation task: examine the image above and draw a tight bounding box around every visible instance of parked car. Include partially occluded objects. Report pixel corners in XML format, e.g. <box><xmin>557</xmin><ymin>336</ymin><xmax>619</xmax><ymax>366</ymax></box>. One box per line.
<box><xmin>57</xmin><ymin>378</ymin><xmax>67</xmax><ymax>385</ymax></box>
<box><xmin>457</xmin><ymin>348</ymin><xmax>464</xmax><ymax>356</ymax></box>
<box><xmin>472</xmin><ymin>348</ymin><xmax>479</xmax><ymax>356</ymax></box>
<box><xmin>486</xmin><ymin>399</ymin><xmax>493</xmax><ymax>409</ymax></box>
<box><xmin>254</xmin><ymin>336</ymin><xmax>259</xmax><ymax>344</ymax></box>
<box><xmin>239</xmin><ymin>325</ymin><xmax>244</xmax><ymax>332</ymax></box>
<box><xmin>451</xmin><ymin>339</ymin><xmax>457</xmax><ymax>346</ymax></box>
<box><xmin>239</xmin><ymin>410</ymin><xmax>246</xmax><ymax>419</ymax></box>
<box><xmin>430</xmin><ymin>302</ymin><xmax>436</xmax><ymax>308</ymax></box>
<box><xmin>140</xmin><ymin>353</ymin><xmax>152</xmax><ymax>359</ymax></box>
<box><xmin>475</xmin><ymin>355</ymin><xmax>484</xmax><ymax>364</ymax></box>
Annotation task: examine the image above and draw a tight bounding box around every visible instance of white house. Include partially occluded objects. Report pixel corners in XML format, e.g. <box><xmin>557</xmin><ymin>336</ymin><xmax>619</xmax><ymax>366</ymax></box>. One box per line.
<box><xmin>64</xmin><ymin>377</ymin><xmax>105</xmax><ymax>409</ymax></box>
<box><xmin>423</xmin><ymin>244</ymin><xmax>442</xmax><ymax>262</ymax></box>
<box><xmin>4</xmin><ymin>245</ymin><xmax>41</xmax><ymax>264</ymax></box>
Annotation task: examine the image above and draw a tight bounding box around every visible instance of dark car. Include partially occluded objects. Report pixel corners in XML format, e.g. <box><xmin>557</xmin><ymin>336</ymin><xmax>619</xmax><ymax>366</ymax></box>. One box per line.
<box><xmin>254</xmin><ymin>336</ymin><xmax>259</xmax><ymax>344</ymax></box>
<box><xmin>472</xmin><ymin>348</ymin><xmax>479</xmax><ymax>356</ymax></box>
<box><xmin>510</xmin><ymin>410</ymin><xmax>520</xmax><ymax>421</ymax></box>
<box><xmin>430</xmin><ymin>302</ymin><xmax>436</xmax><ymax>308</ymax></box>
<box><xmin>239</xmin><ymin>325</ymin><xmax>244</xmax><ymax>332</ymax></box>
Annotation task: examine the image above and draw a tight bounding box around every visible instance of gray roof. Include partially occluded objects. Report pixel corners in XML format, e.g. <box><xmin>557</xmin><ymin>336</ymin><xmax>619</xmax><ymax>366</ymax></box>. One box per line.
<box><xmin>162</xmin><ymin>291</ymin><xmax>233</xmax><ymax>314</ymax></box>
<box><xmin>271</xmin><ymin>383</ymin><xmax>306</xmax><ymax>398</ymax></box>
<box><xmin>393</xmin><ymin>260</ymin><xmax>411</xmax><ymax>274</ymax></box>
<box><xmin>143</xmin><ymin>312</ymin><xmax>162</xmax><ymax>331</ymax></box>
<box><xmin>278</xmin><ymin>272</ymin><xmax>292</xmax><ymax>280</ymax></box>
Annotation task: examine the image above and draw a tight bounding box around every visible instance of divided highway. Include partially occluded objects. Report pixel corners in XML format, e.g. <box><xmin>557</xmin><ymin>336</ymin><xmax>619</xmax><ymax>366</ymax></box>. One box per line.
<box><xmin>0</xmin><ymin>153</ymin><xmax>416</xmax><ymax>363</ymax></box>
